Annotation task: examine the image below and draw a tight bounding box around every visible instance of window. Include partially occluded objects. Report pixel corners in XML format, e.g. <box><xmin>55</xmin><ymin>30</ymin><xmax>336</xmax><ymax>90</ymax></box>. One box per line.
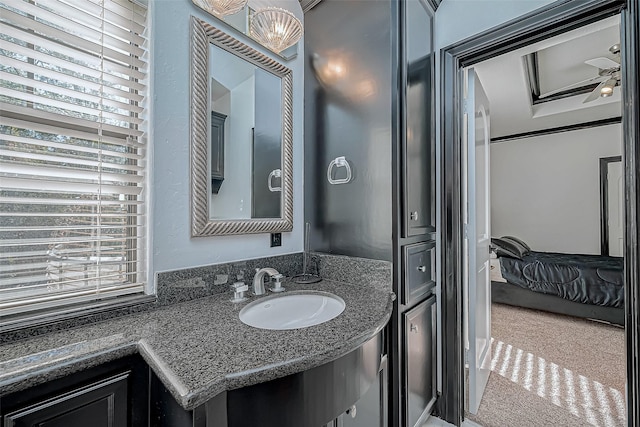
<box><xmin>0</xmin><ymin>0</ymin><xmax>149</xmax><ymax>319</ymax></box>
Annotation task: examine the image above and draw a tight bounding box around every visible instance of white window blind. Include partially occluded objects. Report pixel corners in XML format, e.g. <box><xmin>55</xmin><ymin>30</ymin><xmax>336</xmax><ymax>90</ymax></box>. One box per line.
<box><xmin>0</xmin><ymin>0</ymin><xmax>149</xmax><ymax>317</ymax></box>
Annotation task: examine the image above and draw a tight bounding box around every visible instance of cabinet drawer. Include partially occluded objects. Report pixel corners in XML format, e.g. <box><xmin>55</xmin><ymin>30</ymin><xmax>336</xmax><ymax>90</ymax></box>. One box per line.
<box><xmin>402</xmin><ymin>241</ymin><xmax>435</xmax><ymax>305</ymax></box>
<box><xmin>403</xmin><ymin>296</ymin><xmax>437</xmax><ymax>427</ymax></box>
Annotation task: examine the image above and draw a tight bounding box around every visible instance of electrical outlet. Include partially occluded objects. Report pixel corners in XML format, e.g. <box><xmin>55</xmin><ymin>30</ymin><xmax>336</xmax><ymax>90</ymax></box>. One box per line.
<box><xmin>270</xmin><ymin>233</ymin><xmax>282</xmax><ymax>247</ymax></box>
<box><xmin>173</xmin><ymin>277</ymin><xmax>206</xmax><ymax>289</ymax></box>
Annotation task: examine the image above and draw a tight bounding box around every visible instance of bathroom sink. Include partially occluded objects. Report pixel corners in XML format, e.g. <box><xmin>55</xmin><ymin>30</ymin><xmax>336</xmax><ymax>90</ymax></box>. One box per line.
<box><xmin>239</xmin><ymin>292</ymin><xmax>345</xmax><ymax>330</ymax></box>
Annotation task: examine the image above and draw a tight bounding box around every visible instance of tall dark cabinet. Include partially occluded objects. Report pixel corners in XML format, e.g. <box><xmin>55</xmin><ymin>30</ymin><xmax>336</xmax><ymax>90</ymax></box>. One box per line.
<box><xmin>304</xmin><ymin>0</ymin><xmax>437</xmax><ymax>426</ymax></box>
<box><xmin>394</xmin><ymin>1</ymin><xmax>438</xmax><ymax>426</ymax></box>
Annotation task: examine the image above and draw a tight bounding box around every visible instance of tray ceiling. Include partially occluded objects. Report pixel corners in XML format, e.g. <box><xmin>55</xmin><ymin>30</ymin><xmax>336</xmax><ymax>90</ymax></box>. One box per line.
<box><xmin>473</xmin><ymin>15</ymin><xmax>622</xmax><ymax>139</ymax></box>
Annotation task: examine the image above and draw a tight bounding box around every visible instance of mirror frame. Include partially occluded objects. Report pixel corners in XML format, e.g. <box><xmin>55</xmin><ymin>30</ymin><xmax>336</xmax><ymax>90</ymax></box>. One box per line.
<box><xmin>190</xmin><ymin>16</ymin><xmax>293</xmax><ymax>236</ymax></box>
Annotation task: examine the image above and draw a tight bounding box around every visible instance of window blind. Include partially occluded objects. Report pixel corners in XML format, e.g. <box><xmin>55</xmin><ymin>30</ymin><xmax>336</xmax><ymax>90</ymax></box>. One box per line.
<box><xmin>0</xmin><ymin>0</ymin><xmax>148</xmax><ymax>317</ymax></box>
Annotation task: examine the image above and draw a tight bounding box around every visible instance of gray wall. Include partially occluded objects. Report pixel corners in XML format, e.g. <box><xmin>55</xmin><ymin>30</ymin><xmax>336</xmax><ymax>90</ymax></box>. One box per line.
<box><xmin>151</xmin><ymin>0</ymin><xmax>304</xmax><ymax>275</ymax></box>
<box><xmin>304</xmin><ymin>0</ymin><xmax>393</xmax><ymax>261</ymax></box>
<box><xmin>491</xmin><ymin>124</ymin><xmax>622</xmax><ymax>255</ymax></box>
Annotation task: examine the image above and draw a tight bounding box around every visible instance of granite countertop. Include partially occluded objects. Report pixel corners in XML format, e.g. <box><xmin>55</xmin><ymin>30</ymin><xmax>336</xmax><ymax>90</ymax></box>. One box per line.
<box><xmin>0</xmin><ymin>277</ymin><xmax>393</xmax><ymax>410</ymax></box>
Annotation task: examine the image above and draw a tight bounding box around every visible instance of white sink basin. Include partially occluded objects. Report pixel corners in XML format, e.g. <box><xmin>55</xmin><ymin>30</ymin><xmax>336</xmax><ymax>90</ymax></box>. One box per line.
<box><xmin>239</xmin><ymin>292</ymin><xmax>345</xmax><ymax>330</ymax></box>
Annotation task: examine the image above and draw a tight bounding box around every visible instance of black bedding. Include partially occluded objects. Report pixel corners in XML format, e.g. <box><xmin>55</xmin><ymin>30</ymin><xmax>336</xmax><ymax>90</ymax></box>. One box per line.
<box><xmin>499</xmin><ymin>251</ymin><xmax>624</xmax><ymax>308</ymax></box>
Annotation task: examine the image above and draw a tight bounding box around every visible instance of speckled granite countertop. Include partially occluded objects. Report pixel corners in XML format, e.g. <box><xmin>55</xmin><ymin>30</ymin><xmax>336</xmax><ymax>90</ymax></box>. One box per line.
<box><xmin>0</xmin><ymin>278</ymin><xmax>393</xmax><ymax>411</ymax></box>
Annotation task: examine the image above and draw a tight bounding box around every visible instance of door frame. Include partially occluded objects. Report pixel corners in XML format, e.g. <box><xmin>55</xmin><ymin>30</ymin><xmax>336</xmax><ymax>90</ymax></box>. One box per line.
<box><xmin>600</xmin><ymin>155</ymin><xmax>623</xmax><ymax>256</ymax></box>
<box><xmin>438</xmin><ymin>0</ymin><xmax>640</xmax><ymax>425</ymax></box>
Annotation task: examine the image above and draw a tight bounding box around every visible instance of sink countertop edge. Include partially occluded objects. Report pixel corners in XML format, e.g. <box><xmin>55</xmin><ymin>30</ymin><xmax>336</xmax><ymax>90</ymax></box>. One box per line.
<box><xmin>0</xmin><ymin>278</ymin><xmax>394</xmax><ymax>412</ymax></box>
<box><xmin>181</xmin><ymin>302</ymin><xmax>393</xmax><ymax>410</ymax></box>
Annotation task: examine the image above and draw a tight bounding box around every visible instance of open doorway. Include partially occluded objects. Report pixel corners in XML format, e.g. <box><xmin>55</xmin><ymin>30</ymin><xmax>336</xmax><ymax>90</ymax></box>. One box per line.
<box><xmin>438</xmin><ymin>1</ymin><xmax>640</xmax><ymax>426</ymax></box>
<box><xmin>462</xmin><ymin>14</ymin><xmax>625</xmax><ymax>426</ymax></box>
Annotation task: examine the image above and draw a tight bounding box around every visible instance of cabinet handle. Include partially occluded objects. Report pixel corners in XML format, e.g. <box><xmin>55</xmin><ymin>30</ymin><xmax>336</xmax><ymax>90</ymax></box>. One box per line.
<box><xmin>410</xmin><ymin>324</ymin><xmax>419</xmax><ymax>333</ymax></box>
<box><xmin>345</xmin><ymin>404</ymin><xmax>357</xmax><ymax>418</ymax></box>
<box><xmin>410</xmin><ymin>211</ymin><xmax>419</xmax><ymax>221</ymax></box>
<box><xmin>417</xmin><ymin>265</ymin><xmax>427</xmax><ymax>273</ymax></box>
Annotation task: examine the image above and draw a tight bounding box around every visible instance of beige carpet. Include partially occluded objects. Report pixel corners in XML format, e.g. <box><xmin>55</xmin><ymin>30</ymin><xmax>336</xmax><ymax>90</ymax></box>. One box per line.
<box><xmin>466</xmin><ymin>303</ymin><xmax>626</xmax><ymax>427</ymax></box>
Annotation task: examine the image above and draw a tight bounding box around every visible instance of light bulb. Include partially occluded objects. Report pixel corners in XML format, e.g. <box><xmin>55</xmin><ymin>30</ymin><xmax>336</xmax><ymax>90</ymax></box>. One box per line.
<box><xmin>600</xmin><ymin>78</ymin><xmax>617</xmax><ymax>97</ymax></box>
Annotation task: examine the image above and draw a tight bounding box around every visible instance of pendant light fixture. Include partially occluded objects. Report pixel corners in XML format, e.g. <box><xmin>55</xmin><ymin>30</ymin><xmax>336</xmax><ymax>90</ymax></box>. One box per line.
<box><xmin>250</xmin><ymin>7</ymin><xmax>303</xmax><ymax>54</ymax></box>
<box><xmin>193</xmin><ymin>0</ymin><xmax>248</xmax><ymax>18</ymax></box>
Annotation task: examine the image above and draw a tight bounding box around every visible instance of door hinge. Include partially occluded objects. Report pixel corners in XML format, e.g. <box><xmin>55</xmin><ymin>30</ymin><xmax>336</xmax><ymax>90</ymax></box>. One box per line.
<box><xmin>464</xmin><ymin>348</ymin><xmax>470</xmax><ymax>365</ymax></box>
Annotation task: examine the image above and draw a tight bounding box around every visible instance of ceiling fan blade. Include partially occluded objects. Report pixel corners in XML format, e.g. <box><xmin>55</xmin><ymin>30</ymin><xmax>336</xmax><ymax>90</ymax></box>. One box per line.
<box><xmin>585</xmin><ymin>57</ymin><xmax>620</xmax><ymax>69</ymax></box>
<box><xmin>583</xmin><ymin>80</ymin><xmax>609</xmax><ymax>103</ymax></box>
<box><xmin>539</xmin><ymin>75</ymin><xmax>604</xmax><ymax>98</ymax></box>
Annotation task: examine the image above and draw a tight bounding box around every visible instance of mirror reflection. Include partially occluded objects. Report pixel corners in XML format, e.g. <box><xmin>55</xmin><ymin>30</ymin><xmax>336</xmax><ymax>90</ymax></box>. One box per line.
<box><xmin>209</xmin><ymin>44</ymin><xmax>283</xmax><ymax>220</ymax></box>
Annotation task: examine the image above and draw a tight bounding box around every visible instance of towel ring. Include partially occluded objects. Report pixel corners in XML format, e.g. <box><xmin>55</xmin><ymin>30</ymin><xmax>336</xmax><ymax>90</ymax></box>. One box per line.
<box><xmin>327</xmin><ymin>156</ymin><xmax>352</xmax><ymax>185</ymax></box>
<box><xmin>268</xmin><ymin>168</ymin><xmax>282</xmax><ymax>192</ymax></box>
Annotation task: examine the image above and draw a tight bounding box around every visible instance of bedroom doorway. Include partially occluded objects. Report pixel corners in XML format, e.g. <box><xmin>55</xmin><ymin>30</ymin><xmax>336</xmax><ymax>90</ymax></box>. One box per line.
<box><xmin>464</xmin><ymin>10</ymin><xmax>627</xmax><ymax>427</ymax></box>
<box><xmin>439</xmin><ymin>0</ymin><xmax>640</xmax><ymax>426</ymax></box>
<box><xmin>463</xmin><ymin>31</ymin><xmax>627</xmax><ymax>423</ymax></box>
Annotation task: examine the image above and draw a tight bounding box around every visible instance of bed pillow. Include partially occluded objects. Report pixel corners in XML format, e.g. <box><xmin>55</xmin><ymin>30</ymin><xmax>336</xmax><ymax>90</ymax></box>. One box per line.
<box><xmin>501</xmin><ymin>235</ymin><xmax>531</xmax><ymax>253</ymax></box>
<box><xmin>491</xmin><ymin>237</ymin><xmax>527</xmax><ymax>259</ymax></box>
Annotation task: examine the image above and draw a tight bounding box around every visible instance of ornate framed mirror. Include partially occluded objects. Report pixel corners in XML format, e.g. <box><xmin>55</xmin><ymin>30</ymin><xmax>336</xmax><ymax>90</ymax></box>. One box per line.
<box><xmin>190</xmin><ymin>16</ymin><xmax>293</xmax><ymax>236</ymax></box>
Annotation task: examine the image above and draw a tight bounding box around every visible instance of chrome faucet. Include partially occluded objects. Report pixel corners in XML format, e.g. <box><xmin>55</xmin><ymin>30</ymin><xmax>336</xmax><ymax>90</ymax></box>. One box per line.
<box><xmin>252</xmin><ymin>268</ymin><xmax>283</xmax><ymax>295</ymax></box>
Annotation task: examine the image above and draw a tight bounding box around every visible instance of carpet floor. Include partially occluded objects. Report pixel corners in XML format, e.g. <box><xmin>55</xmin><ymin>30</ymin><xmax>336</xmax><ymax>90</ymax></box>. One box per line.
<box><xmin>466</xmin><ymin>303</ymin><xmax>626</xmax><ymax>427</ymax></box>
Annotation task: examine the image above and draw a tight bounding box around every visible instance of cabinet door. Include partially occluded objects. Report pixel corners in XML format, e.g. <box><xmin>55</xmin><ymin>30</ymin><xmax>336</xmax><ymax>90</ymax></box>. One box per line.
<box><xmin>3</xmin><ymin>372</ymin><xmax>129</xmax><ymax>427</ymax></box>
<box><xmin>404</xmin><ymin>296</ymin><xmax>437</xmax><ymax>427</ymax></box>
<box><xmin>402</xmin><ymin>0</ymin><xmax>435</xmax><ymax>237</ymax></box>
<box><xmin>210</xmin><ymin>111</ymin><xmax>226</xmax><ymax>194</ymax></box>
<box><xmin>331</xmin><ymin>355</ymin><xmax>387</xmax><ymax>427</ymax></box>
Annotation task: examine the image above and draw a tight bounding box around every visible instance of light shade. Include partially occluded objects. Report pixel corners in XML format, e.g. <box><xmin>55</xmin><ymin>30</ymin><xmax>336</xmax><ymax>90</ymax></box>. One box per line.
<box><xmin>250</xmin><ymin>7</ymin><xmax>303</xmax><ymax>53</ymax></box>
<box><xmin>194</xmin><ymin>0</ymin><xmax>248</xmax><ymax>17</ymax></box>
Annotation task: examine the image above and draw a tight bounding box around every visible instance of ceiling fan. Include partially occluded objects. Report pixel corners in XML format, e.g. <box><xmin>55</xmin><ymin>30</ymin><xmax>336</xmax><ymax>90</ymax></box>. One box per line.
<box><xmin>541</xmin><ymin>43</ymin><xmax>621</xmax><ymax>103</ymax></box>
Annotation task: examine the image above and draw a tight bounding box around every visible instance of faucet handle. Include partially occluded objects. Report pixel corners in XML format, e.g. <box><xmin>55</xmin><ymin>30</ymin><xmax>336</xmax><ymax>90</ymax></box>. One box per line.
<box><xmin>230</xmin><ymin>281</ymin><xmax>248</xmax><ymax>302</ymax></box>
<box><xmin>270</xmin><ymin>274</ymin><xmax>285</xmax><ymax>293</ymax></box>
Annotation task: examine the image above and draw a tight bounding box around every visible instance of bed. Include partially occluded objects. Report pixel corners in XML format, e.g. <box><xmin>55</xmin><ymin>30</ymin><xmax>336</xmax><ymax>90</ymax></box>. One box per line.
<box><xmin>490</xmin><ymin>236</ymin><xmax>625</xmax><ymax>326</ymax></box>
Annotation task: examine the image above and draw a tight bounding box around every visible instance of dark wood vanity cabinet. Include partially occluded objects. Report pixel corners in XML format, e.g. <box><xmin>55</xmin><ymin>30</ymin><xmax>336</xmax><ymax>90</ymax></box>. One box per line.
<box><xmin>1</xmin><ymin>356</ymin><xmax>148</xmax><ymax>427</ymax></box>
<box><xmin>403</xmin><ymin>296</ymin><xmax>437</xmax><ymax>427</ymax></box>
<box><xmin>326</xmin><ymin>355</ymin><xmax>388</xmax><ymax>427</ymax></box>
<box><xmin>395</xmin><ymin>0</ymin><xmax>438</xmax><ymax>425</ymax></box>
<box><xmin>151</xmin><ymin>332</ymin><xmax>385</xmax><ymax>427</ymax></box>
<box><xmin>4</xmin><ymin>374</ymin><xmax>129</xmax><ymax>427</ymax></box>
<box><xmin>398</xmin><ymin>242</ymin><xmax>437</xmax><ymax>427</ymax></box>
